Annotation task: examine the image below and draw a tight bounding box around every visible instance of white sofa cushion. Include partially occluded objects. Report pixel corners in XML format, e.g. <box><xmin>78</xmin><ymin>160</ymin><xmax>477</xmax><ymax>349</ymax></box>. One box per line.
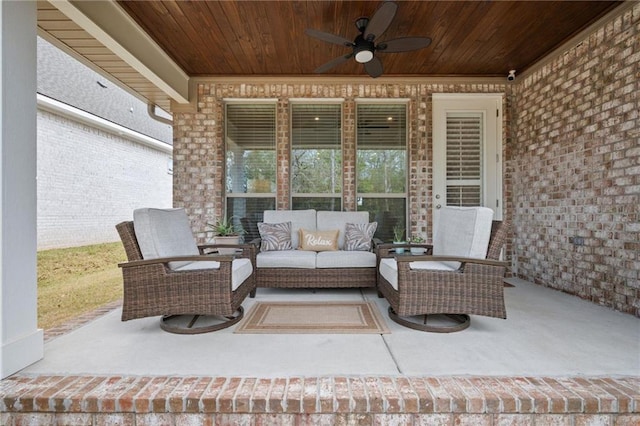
<box><xmin>433</xmin><ymin>206</ymin><xmax>494</xmax><ymax>269</ymax></box>
<box><xmin>172</xmin><ymin>258</ymin><xmax>252</xmax><ymax>291</ymax></box>
<box><xmin>257</xmin><ymin>250</ymin><xmax>317</xmax><ymax>269</ymax></box>
<box><xmin>316</xmin><ymin>211</ymin><xmax>369</xmax><ymax>249</ymax></box>
<box><xmin>316</xmin><ymin>250</ymin><xmax>377</xmax><ymax>268</ymax></box>
<box><xmin>263</xmin><ymin>209</ymin><xmax>316</xmax><ymax>249</ymax></box>
<box><xmin>133</xmin><ymin>208</ymin><xmax>199</xmax><ymax>270</ymax></box>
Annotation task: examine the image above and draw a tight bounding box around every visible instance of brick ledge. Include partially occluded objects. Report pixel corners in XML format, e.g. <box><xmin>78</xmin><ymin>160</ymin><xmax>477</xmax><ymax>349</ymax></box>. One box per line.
<box><xmin>1</xmin><ymin>375</ymin><xmax>638</xmax><ymax>415</ymax></box>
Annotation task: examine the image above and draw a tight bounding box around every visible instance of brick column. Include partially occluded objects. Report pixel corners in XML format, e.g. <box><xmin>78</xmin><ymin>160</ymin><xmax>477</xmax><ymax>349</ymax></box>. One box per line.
<box><xmin>342</xmin><ymin>98</ymin><xmax>356</xmax><ymax>211</ymax></box>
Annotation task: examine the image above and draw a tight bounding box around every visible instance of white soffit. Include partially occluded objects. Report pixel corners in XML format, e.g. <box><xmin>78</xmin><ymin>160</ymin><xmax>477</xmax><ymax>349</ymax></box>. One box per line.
<box><xmin>50</xmin><ymin>0</ymin><xmax>190</xmax><ymax>105</ymax></box>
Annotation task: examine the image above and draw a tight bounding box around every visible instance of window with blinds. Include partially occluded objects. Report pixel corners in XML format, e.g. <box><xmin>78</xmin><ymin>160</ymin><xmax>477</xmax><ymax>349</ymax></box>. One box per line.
<box><xmin>356</xmin><ymin>103</ymin><xmax>407</xmax><ymax>241</ymax></box>
<box><xmin>445</xmin><ymin>112</ymin><xmax>483</xmax><ymax>206</ymax></box>
<box><xmin>291</xmin><ymin>103</ymin><xmax>342</xmax><ymax>210</ymax></box>
<box><xmin>356</xmin><ymin>104</ymin><xmax>407</xmax><ymax>193</ymax></box>
<box><xmin>225</xmin><ymin>103</ymin><xmax>276</xmax><ymax>241</ymax></box>
<box><xmin>225</xmin><ymin>103</ymin><xmax>276</xmax><ymax>194</ymax></box>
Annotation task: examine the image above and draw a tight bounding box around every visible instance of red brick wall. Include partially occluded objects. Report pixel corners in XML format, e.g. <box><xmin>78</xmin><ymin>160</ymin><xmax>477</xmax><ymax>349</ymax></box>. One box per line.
<box><xmin>512</xmin><ymin>4</ymin><xmax>639</xmax><ymax>316</ymax></box>
<box><xmin>173</xmin><ymin>83</ymin><xmax>510</xmax><ymax>244</ymax></box>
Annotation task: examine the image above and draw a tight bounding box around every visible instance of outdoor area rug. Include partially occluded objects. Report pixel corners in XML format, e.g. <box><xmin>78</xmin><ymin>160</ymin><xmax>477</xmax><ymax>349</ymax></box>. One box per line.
<box><xmin>235</xmin><ymin>301</ymin><xmax>390</xmax><ymax>334</ymax></box>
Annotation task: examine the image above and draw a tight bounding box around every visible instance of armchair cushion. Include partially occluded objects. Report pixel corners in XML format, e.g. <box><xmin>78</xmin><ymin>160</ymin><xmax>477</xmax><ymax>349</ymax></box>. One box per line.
<box><xmin>433</xmin><ymin>206</ymin><xmax>494</xmax><ymax>269</ymax></box>
<box><xmin>408</xmin><ymin>260</ymin><xmax>460</xmax><ymax>271</ymax></box>
<box><xmin>379</xmin><ymin>258</ymin><xmax>458</xmax><ymax>290</ymax></box>
<box><xmin>172</xmin><ymin>258</ymin><xmax>253</xmax><ymax>291</ymax></box>
<box><xmin>133</xmin><ymin>208</ymin><xmax>199</xmax><ymax>270</ymax></box>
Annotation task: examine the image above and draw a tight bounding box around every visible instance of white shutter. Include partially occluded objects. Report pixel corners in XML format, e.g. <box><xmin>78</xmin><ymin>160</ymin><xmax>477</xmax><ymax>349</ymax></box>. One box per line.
<box><xmin>445</xmin><ymin>112</ymin><xmax>482</xmax><ymax>206</ymax></box>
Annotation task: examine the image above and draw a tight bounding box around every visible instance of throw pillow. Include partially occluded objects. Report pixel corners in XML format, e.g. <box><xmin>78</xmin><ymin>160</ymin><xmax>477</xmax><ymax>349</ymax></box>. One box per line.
<box><xmin>344</xmin><ymin>222</ymin><xmax>378</xmax><ymax>251</ymax></box>
<box><xmin>299</xmin><ymin>229</ymin><xmax>339</xmax><ymax>252</ymax></box>
<box><xmin>258</xmin><ymin>222</ymin><xmax>293</xmax><ymax>251</ymax></box>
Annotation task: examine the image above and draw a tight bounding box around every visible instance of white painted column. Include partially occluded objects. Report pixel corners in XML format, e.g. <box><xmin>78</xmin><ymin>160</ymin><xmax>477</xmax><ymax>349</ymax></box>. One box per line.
<box><xmin>0</xmin><ymin>1</ymin><xmax>42</xmax><ymax>379</ymax></box>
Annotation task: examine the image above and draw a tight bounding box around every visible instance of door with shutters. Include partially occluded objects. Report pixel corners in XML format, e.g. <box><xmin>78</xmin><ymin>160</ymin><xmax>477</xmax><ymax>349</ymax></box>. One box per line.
<box><xmin>432</xmin><ymin>94</ymin><xmax>503</xmax><ymax>228</ymax></box>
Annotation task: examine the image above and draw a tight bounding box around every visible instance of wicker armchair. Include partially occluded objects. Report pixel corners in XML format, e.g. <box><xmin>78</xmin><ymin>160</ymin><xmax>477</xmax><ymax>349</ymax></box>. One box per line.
<box><xmin>377</xmin><ymin>207</ymin><xmax>509</xmax><ymax>332</ymax></box>
<box><xmin>116</xmin><ymin>208</ymin><xmax>256</xmax><ymax>334</ymax></box>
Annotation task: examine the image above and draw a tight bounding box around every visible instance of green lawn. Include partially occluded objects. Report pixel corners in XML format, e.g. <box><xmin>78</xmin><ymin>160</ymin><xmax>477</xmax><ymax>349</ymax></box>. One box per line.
<box><xmin>37</xmin><ymin>242</ymin><xmax>126</xmax><ymax>330</ymax></box>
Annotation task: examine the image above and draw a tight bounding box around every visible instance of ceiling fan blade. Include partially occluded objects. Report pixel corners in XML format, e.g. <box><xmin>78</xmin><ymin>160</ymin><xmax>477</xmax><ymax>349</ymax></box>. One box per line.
<box><xmin>364</xmin><ymin>57</ymin><xmax>383</xmax><ymax>78</ymax></box>
<box><xmin>377</xmin><ymin>37</ymin><xmax>432</xmax><ymax>53</ymax></box>
<box><xmin>364</xmin><ymin>1</ymin><xmax>398</xmax><ymax>41</ymax></box>
<box><xmin>314</xmin><ymin>54</ymin><xmax>353</xmax><ymax>73</ymax></box>
<box><xmin>305</xmin><ymin>28</ymin><xmax>353</xmax><ymax>47</ymax></box>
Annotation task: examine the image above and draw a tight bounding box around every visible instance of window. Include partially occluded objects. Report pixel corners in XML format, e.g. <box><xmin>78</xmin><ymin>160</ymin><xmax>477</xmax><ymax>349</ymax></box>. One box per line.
<box><xmin>291</xmin><ymin>103</ymin><xmax>342</xmax><ymax>211</ymax></box>
<box><xmin>225</xmin><ymin>102</ymin><xmax>276</xmax><ymax>241</ymax></box>
<box><xmin>432</xmin><ymin>94</ymin><xmax>503</xmax><ymax>225</ymax></box>
<box><xmin>356</xmin><ymin>103</ymin><xmax>407</xmax><ymax>241</ymax></box>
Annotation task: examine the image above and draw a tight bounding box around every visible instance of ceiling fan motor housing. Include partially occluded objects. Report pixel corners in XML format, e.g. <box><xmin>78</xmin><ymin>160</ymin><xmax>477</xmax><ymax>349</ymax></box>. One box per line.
<box><xmin>354</xmin><ymin>34</ymin><xmax>375</xmax><ymax>63</ymax></box>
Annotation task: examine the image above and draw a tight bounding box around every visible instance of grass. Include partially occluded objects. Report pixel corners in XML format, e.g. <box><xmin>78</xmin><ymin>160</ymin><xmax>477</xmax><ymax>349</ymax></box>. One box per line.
<box><xmin>37</xmin><ymin>242</ymin><xmax>126</xmax><ymax>330</ymax></box>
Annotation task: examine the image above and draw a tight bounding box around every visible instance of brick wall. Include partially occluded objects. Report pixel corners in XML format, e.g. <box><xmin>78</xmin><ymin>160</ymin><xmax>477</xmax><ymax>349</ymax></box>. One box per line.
<box><xmin>172</xmin><ymin>5</ymin><xmax>638</xmax><ymax>317</ymax></box>
<box><xmin>173</xmin><ymin>83</ymin><xmax>510</xmax><ymax>243</ymax></box>
<box><xmin>512</xmin><ymin>3</ymin><xmax>639</xmax><ymax>315</ymax></box>
<box><xmin>37</xmin><ymin>109</ymin><xmax>173</xmax><ymax>249</ymax></box>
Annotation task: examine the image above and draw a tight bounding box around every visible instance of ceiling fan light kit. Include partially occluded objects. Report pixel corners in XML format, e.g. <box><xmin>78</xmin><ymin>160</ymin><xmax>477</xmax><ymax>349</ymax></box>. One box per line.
<box><xmin>306</xmin><ymin>0</ymin><xmax>432</xmax><ymax>78</ymax></box>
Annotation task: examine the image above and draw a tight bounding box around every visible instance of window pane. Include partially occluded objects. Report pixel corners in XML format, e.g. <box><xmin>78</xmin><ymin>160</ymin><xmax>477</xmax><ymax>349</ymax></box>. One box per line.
<box><xmin>292</xmin><ymin>197</ymin><xmax>342</xmax><ymax>211</ymax></box>
<box><xmin>291</xmin><ymin>150</ymin><xmax>342</xmax><ymax>194</ymax></box>
<box><xmin>225</xmin><ymin>103</ymin><xmax>276</xmax><ymax>194</ymax></box>
<box><xmin>356</xmin><ymin>104</ymin><xmax>406</xmax><ymax>193</ymax></box>
<box><xmin>357</xmin><ymin>104</ymin><xmax>407</xmax><ymax>241</ymax></box>
<box><xmin>226</xmin><ymin>197</ymin><xmax>275</xmax><ymax>242</ymax></box>
<box><xmin>291</xmin><ymin>104</ymin><xmax>342</xmax><ymax>207</ymax></box>
<box><xmin>358</xmin><ymin>197</ymin><xmax>406</xmax><ymax>242</ymax></box>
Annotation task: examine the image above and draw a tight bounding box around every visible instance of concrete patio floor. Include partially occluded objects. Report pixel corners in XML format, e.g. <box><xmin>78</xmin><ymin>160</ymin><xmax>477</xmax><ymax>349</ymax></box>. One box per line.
<box><xmin>22</xmin><ymin>278</ymin><xmax>639</xmax><ymax>378</ymax></box>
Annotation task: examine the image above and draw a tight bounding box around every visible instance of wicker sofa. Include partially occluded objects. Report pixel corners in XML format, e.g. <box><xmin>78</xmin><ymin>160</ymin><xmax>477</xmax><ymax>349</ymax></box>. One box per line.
<box><xmin>251</xmin><ymin>209</ymin><xmax>378</xmax><ymax>294</ymax></box>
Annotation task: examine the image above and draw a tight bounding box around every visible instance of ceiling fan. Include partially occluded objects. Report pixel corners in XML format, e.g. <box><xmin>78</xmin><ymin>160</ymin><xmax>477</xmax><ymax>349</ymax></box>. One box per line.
<box><xmin>305</xmin><ymin>0</ymin><xmax>432</xmax><ymax>78</ymax></box>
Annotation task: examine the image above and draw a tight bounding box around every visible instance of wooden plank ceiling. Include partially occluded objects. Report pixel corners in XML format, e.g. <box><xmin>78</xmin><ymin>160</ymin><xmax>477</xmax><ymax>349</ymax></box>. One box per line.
<box><xmin>38</xmin><ymin>0</ymin><xmax>621</xmax><ymax>110</ymax></box>
<box><xmin>117</xmin><ymin>0</ymin><xmax>619</xmax><ymax>77</ymax></box>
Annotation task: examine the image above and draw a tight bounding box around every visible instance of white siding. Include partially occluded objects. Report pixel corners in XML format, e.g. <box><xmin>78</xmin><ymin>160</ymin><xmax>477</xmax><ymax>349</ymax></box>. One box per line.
<box><xmin>37</xmin><ymin>109</ymin><xmax>172</xmax><ymax>249</ymax></box>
